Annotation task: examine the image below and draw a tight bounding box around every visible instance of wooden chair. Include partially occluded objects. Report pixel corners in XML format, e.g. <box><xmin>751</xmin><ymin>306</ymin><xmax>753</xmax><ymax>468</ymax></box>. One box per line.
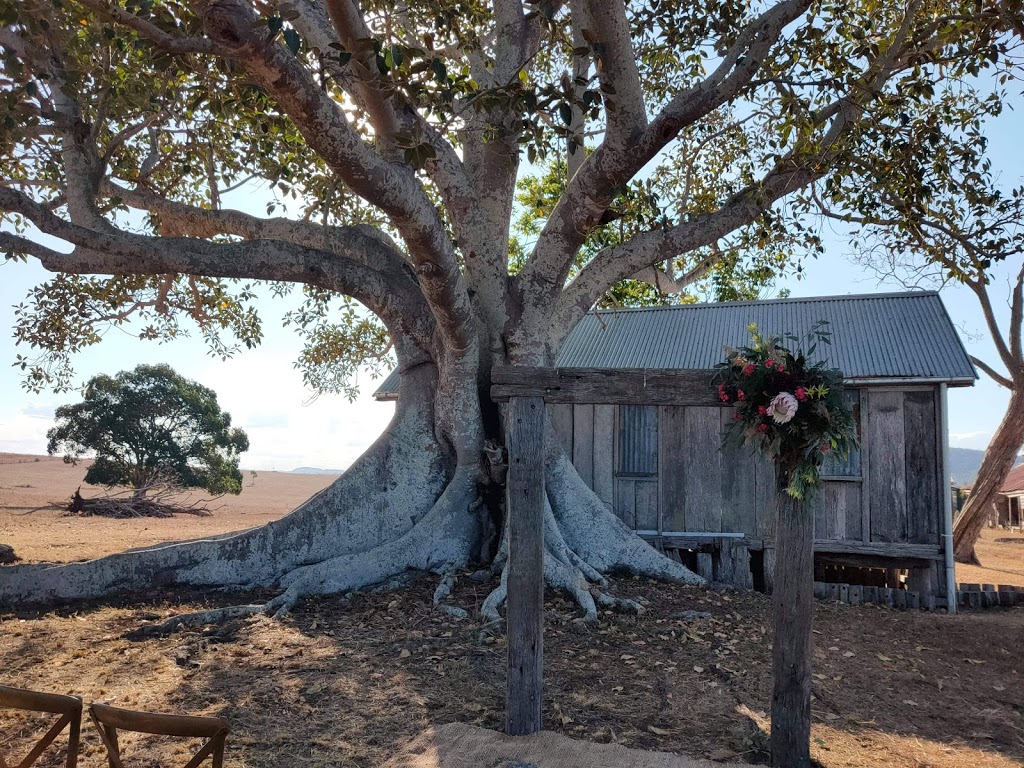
<box><xmin>88</xmin><ymin>703</ymin><xmax>229</xmax><ymax>768</ymax></box>
<box><xmin>0</xmin><ymin>684</ymin><xmax>82</xmax><ymax>768</ymax></box>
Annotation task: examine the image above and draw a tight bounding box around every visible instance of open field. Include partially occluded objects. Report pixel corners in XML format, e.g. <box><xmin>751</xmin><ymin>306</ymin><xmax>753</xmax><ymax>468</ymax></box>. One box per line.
<box><xmin>2</xmin><ymin>453</ymin><xmax>1023</xmax><ymax>768</ymax></box>
<box><xmin>0</xmin><ymin>453</ymin><xmax>336</xmax><ymax>563</ymax></box>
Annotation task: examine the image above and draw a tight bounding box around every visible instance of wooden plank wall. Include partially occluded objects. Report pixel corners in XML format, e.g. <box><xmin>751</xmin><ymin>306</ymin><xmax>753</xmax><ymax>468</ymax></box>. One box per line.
<box><xmin>659</xmin><ymin>407</ymin><xmax>766</xmax><ymax>535</ymax></box>
<box><xmin>554</xmin><ymin>388</ymin><xmax>943</xmax><ymax>547</ymax></box>
<box><xmin>548</xmin><ymin>403</ymin><xmax>615</xmax><ymax>512</ymax></box>
<box><xmin>867</xmin><ymin>389</ymin><xmax>942</xmax><ymax>545</ymax></box>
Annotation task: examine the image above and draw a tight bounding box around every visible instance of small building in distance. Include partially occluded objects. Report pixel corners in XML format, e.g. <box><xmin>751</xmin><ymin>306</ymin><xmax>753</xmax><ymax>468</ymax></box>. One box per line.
<box><xmin>375</xmin><ymin>291</ymin><xmax>976</xmax><ymax>609</ymax></box>
<box><xmin>992</xmin><ymin>464</ymin><xmax>1024</xmax><ymax>531</ymax></box>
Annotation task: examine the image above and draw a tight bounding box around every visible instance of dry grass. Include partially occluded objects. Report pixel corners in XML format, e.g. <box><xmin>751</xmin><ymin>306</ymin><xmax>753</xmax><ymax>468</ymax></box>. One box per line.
<box><xmin>958</xmin><ymin>528</ymin><xmax>1024</xmax><ymax>588</ymax></box>
<box><xmin>2</xmin><ymin>453</ymin><xmax>1023</xmax><ymax>767</ymax></box>
<box><xmin>0</xmin><ymin>453</ymin><xmax>334</xmax><ymax>562</ymax></box>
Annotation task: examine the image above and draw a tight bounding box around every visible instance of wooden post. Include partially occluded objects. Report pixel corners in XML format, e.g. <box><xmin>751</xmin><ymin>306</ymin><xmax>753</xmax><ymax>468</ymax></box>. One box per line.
<box><xmin>505</xmin><ymin>396</ymin><xmax>546</xmax><ymax>736</ymax></box>
<box><xmin>771</xmin><ymin>481</ymin><xmax>814</xmax><ymax>768</ymax></box>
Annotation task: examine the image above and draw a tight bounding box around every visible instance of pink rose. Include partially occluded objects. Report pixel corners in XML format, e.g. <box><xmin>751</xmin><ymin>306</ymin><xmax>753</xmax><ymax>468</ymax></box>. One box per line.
<box><xmin>766</xmin><ymin>392</ymin><xmax>798</xmax><ymax>424</ymax></box>
<box><xmin>795</xmin><ymin>387</ymin><xmax>807</xmax><ymax>401</ymax></box>
<box><xmin>737</xmin><ymin>389</ymin><xmax>746</xmax><ymax>401</ymax></box>
<box><xmin>821</xmin><ymin>443</ymin><xmax>831</xmax><ymax>452</ymax></box>
<box><xmin>764</xmin><ymin>359</ymin><xmax>776</xmax><ymax>369</ymax></box>
<box><xmin>756</xmin><ymin>423</ymin><xmax>768</xmax><ymax>433</ymax></box>
<box><xmin>757</xmin><ymin>406</ymin><xmax>767</xmax><ymax>416</ymax></box>
<box><xmin>742</xmin><ymin>363</ymin><xmax>755</xmax><ymax>376</ymax></box>
<box><xmin>734</xmin><ymin>412</ymin><xmax>744</xmax><ymax>421</ymax></box>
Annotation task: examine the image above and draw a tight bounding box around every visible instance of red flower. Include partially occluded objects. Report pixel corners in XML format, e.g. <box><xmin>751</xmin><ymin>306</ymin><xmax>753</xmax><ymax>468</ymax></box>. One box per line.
<box><xmin>764</xmin><ymin>359</ymin><xmax>776</xmax><ymax>369</ymax></box>
<box><xmin>756</xmin><ymin>423</ymin><xmax>768</xmax><ymax>433</ymax></box>
<box><xmin>737</xmin><ymin>389</ymin><xmax>746</xmax><ymax>400</ymax></box>
<box><xmin>821</xmin><ymin>443</ymin><xmax>831</xmax><ymax>452</ymax></box>
<box><xmin>742</xmin><ymin>363</ymin><xmax>755</xmax><ymax>376</ymax></box>
<box><xmin>719</xmin><ymin>393</ymin><xmax>730</xmax><ymax>402</ymax></box>
<box><xmin>795</xmin><ymin>387</ymin><xmax>808</xmax><ymax>401</ymax></box>
<box><xmin>734</xmin><ymin>412</ymin><xmax>744</xmax><ymax>421</ymax></box>
<box><xmin>757</xmin><ymin>406</ymin><xmax>767</xmax><ymax>416</ymax></box>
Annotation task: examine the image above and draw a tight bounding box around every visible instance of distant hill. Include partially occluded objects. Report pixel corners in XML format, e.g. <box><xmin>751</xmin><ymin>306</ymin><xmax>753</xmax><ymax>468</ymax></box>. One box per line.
<box><xmin>291</xmin><ymin>467</ymin><xmax>344</xmax><ymax>475</ymax></box>
<box><xmin>949</xmin><ymin>447</ymin><xmax>1023</xmax><ymax>486</ymax></box>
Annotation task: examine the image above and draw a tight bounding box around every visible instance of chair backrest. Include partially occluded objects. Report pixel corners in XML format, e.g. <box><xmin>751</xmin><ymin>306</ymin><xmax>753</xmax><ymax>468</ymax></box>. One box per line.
<box><xmin>88</xmin><ymin>703</ymin><xmax>229</xmax><ymax>768</ymax></box>
<box><xmin>0</xmin><ymin>684</ymin><xmax>82</xmax><ymax>768</ymax></box>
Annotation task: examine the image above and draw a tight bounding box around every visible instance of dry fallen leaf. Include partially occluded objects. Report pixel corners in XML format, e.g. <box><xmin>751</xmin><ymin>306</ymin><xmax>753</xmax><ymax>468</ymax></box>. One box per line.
<box><xmin>647</xmin><ymin>725</ymin><xmax>671</xmax><ymax>736</ymax></box>
<box><xmin>399</xmin><ymin>648</ymin><xmax>411</xmax><ymax>659</ymax></box>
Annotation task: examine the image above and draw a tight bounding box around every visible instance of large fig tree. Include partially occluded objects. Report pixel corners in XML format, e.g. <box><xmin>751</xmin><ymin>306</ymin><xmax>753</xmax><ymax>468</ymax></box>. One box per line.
<box><xmin>0</xmin><ymin>0</ymin><xmax>1019</xmax><ymax>620</ymax></box>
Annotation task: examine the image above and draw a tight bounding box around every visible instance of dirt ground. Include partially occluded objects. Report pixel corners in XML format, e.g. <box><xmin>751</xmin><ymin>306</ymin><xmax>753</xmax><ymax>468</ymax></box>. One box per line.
<box><xmin>0</xmin><ymin>453</ymin><xmax>335</xmax><ymax>562</ymax></box>
<box><xmin>2</xmin><ymin>454</ymin><xmax>1023</xmax><ymax>768</ymax></box>
<box><xmin>957</xmin><ymin>528</ymin><xmax>1024</xmax><ymax>588</ymax></box>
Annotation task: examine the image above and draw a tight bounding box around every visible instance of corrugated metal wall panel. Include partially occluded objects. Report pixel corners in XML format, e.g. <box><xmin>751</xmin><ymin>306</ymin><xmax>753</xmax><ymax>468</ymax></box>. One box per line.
<box><xmin>618</xmin><ymin>405</ymin><xmax>658</xmax><ymax>475</ymax></box>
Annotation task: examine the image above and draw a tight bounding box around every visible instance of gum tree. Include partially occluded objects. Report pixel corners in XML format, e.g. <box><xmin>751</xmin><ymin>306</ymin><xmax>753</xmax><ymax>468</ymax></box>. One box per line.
<box><xmin>47</xmin><ymin>363</ymin><xmax>250</xmax><ymax>498</ymax></box>
<box><xmin>0</xmin><ymin>0</ymin><xmax>1019</xmax><ymax>619</ymax></box>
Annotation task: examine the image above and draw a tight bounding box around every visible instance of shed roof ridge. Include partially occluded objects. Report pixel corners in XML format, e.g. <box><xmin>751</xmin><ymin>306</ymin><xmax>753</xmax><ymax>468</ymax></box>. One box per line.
<box><xmin>586</xmin><ymin>290</ymin><xmax>940</xmax><ymax>316</ymax></box>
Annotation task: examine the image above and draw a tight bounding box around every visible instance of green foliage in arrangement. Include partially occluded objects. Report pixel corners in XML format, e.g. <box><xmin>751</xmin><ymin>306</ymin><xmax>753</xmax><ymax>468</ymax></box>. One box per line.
<box><xmin>714</xmin><ymin>323</ymin><xmax>858</xmax><ymax>499</ymax></box>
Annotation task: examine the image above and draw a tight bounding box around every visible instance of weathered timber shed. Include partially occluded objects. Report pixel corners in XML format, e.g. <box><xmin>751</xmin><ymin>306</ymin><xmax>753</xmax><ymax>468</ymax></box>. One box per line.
<box><xmin>375</xmin><ymin>291</ymin><xmax>975</xmax><ymax>607</ymax></box>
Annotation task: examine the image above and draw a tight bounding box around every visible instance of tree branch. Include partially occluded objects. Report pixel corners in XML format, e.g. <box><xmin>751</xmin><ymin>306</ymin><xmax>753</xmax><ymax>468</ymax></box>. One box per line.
<box><xmin>321</xmin><ymin>0</ymin><xmax>402</xmax><ymax>149</ymax></box>
<box><xmin>571</xmin><ymin>0</ymin><xmax>647</xmax><ymax>148</ymax></box>
<box><xmin>1009</xmin><ymin>260</ymin><xmax>1024</xmax><ymax>366</ymax></box>
<box><xmin>75</xmin><ymin>0</ymin><xmax>223</xmax><ymax>55</ymax></box>
<box><xmin>0</xmin><ymin>187</ymin><xmax>435</xmax><ymax>350</ymax></box>
<box><xmin>971</xmin><ymin>276</ymin><xmax>1021</xmax><ymax>378</ymax></box>
<box><xmin>516</xmin><ymin>0</ymin><xmax>812</xmax><ymax>313</ymax></box>
<box><xmin>198</xmin><ymin>0</ymin><xmax>476</xmax><ymax>353</ymax></box>
<box><xmin>970</xmin><ymin>355</ymin><xmax>1013</xmax><ymax>389</ymax></box>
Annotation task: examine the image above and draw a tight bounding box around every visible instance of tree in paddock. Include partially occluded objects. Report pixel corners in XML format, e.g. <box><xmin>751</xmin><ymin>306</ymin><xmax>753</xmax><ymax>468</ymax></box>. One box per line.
<box><xmin>46</xmin><ymin>364</ymin><xmax>251</xmax><ymax>499</ymax></box>
<box><xmin>0</xmin><ymin>0</ymin><xmax>1020</xmax><ymax>617</ymax></box>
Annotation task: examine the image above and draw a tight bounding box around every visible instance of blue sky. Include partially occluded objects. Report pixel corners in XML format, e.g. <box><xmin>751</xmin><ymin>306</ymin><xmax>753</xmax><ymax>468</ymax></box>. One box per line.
<box><xmin>2</xmin><ymin>95</ymin><xmax>1021</xmax><ymax>471</ymax></box>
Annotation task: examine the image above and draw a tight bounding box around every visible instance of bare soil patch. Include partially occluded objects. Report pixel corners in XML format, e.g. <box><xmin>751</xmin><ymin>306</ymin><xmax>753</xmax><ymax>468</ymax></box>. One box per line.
<box><xmin>1</xmin><ymin>578</ymin><xmax>1022</xmax><ymax>768</ymax></box>
<box><xmin>957</xmin><ymin>528</ymin><xmax>1024</xmax><ymax>588</ymax></box>
<box><xmin>2</xmin><ymin>453</ymin><xmax>1023</xmax><ymax>767</ymax></box>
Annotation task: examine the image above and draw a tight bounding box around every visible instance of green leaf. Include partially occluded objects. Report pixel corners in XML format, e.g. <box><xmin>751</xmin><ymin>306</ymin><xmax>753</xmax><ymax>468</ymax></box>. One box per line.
<box><xmin>283</xmin><ymin>28</ymin><xmax>301</xmax><ymax>56</ymax></box>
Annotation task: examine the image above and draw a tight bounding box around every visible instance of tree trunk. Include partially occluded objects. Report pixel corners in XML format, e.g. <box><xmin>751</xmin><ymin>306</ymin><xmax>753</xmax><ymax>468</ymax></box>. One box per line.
<box><xmin>953</xmin><ymin>388</ymin><xmax>1024</xmax><ymax>564</ymax></box>
<box><xmin>0</xmin><ymin>357</ymin><xmax>703</xmax><ymax>625</ymax></box>
<box><xmin>771</xmin><ymin>476</ymin><xmax>814</xmax><ymax>768</ymax></box>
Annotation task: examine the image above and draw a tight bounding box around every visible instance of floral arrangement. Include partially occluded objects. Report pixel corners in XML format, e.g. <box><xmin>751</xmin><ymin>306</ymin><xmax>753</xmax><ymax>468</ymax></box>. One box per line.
<box><xmin>714</xmin><ymin>322</ymin><xmax>857</xmax><ymax>499</ymax></box>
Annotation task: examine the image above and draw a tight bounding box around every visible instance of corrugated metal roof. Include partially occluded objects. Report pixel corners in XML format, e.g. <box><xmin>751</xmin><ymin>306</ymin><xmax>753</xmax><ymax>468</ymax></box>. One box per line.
<box><xmin>557</xmin><ymin>291</ymin><xmax>974</xmax><ymax>381</ymax></box>
<box><xmin>373</xmin><ymin>291</ymin><xmax>976</xmax><ymax>399</ymax></box>
<box><xmin>1000</xmin><ymin>464</ymin><xmax>1024</xmax><ymax>495</ymax></box>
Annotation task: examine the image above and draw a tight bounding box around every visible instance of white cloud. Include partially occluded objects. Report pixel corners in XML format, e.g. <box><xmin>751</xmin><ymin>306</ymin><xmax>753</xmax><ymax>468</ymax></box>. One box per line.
<box><xmin>951</xmin><ymin>430</ymin><xmax>989</xmax><ymax>441</ymax></box>
<box><xmin>21</xmin><ymin>403</ymin><xmax>57</xmax><ymax>419</ymax></box>
<box><xmin>0</xmin><ymin>412</ymin><xmax>54</xmax><ymax>454</ymax></box>
<box><xmin>194</xmin><ymin>350</ymin><xmax>393</xmax><ymax>471</ymax></box>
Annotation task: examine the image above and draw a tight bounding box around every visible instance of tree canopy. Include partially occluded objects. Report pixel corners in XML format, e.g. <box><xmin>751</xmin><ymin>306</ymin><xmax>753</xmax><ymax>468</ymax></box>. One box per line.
<box><xmin>47</xmin><ymin>364</ymin><xmax>250</xmax><ymax>495</ymax></box>
<box><xmin>1</xmin><ymin>0</ymin><xmax>1020</xmax><ymax>398</ymax></box>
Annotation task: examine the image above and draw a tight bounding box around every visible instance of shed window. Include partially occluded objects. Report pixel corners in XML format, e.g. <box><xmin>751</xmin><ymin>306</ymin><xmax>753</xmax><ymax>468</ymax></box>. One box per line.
<box><xmin>821</xmin><ymin>390</ymin><xmax>861</xmax><ymax>478</ymax></box>
<box><xmin>618</xmin><ymin>405</ymin><xmax>658</xmax><ymax>476</ymax></box>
